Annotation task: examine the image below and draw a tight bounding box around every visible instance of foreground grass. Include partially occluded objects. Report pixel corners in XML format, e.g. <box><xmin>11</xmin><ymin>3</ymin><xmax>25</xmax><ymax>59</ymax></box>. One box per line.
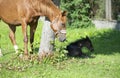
<box><xmin>0</xmin><ymin>21</ymin><xmax>120</xmax><ymax>78</ymax></box>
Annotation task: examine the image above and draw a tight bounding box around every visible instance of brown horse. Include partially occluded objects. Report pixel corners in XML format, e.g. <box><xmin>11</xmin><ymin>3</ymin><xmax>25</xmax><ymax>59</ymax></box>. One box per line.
<box><xmin>0</xmin><ymin>0</ymin><xmax>67</xmax><ymax>57</ymax></box>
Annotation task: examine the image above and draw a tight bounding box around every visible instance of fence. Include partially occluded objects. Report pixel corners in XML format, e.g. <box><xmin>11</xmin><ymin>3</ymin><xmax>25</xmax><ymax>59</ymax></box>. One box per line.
<box><xmin>90</xmin><ymin>0</ymin><xmax>120</xmax><ymax>29</ymax></box>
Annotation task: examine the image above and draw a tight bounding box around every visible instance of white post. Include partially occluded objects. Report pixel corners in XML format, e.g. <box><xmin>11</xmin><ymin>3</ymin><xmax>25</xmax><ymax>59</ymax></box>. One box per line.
<box><xmin>106</xmin><ymin>0</ymin><xmax>112</xmax><ymax>20</ymax></box>
<box><xmin>38</xmin><ymin>17</ymin><xmax>55</xmax><ymax>59</ymax></box>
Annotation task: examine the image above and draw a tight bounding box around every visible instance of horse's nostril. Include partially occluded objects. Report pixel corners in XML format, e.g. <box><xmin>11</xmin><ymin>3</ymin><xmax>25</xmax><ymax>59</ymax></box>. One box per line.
<box><xmin>63</xmin><ymin>38</ymin><xmax>66</xmax><ymax>41</ymax></box>
<box><xmin>63</xmin><ymin>38</ymin><xmax>66</xmax><ymax>42</ymax></box>
<box><xmin>59</xmin><ymin>37</ymin><xmax>66</xmax><ymax>42</ymax></box>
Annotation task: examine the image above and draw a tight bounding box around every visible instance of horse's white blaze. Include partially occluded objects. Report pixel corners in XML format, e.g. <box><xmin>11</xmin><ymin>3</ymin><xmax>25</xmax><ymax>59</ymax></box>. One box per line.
<box><xmin>14</xmin><ymin>45</ymin><xmax>18</xmax><ymax>53</ymax></box>
<box><xmin>0</xmin><ymin>48</ymin><xmax>3</xmax><ymax>57</ymax></box>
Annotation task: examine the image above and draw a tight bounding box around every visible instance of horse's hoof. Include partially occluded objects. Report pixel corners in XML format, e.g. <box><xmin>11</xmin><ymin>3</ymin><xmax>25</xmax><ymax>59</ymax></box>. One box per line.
<box><xmin>19</xmin><ymin>54</ymin><xmax>28</xmax><ymax>60</ymax></box>
<box><xmin>25</xmin><ymin>55</ymin><xmax>29</xmax><ymax>60</ymax></box>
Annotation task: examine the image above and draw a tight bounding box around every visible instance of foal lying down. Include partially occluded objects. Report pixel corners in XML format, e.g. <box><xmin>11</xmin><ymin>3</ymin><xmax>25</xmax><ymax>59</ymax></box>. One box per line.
<box><xmin>66</xmin><ymin>36</ymin><xmax>94</xmax><ymax>57</ymax></box>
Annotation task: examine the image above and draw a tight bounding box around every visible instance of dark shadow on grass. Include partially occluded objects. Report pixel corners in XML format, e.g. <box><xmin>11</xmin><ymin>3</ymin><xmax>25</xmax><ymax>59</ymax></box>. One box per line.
<box><xmin>67</xmin><ymin>54</ymin><xmax>95</xmax><ymax>59</ymax></box>
<box><xmin>91</xmin><ymin>29</ymin><xmax>120</xmax><ymax>55</ymax></box>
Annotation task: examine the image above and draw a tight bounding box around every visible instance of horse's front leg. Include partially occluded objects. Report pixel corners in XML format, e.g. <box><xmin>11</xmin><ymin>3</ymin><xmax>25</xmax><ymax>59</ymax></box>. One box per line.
<box><xmin>9</xmin><ymin>25</ymin><xmax>18</xmax><ymax>53</ymax></box>
<box><xmin>21</xmin><ymin>20</ymin><xmax>28</xmax><ymax>57</ymax></box>
<box><xmin>29</xmin><ymin>20</ymin><xmax>38</xmax><ymax>54</ymax></box>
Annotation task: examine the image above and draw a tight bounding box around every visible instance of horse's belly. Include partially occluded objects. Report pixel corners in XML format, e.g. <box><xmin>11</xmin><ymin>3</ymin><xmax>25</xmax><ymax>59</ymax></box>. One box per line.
<box><xmin>0</xmin><ymin>16</ymin><xmax>21</xmax><ymax>25</ymax></box>
<box><xmin>0</xmin><ymin>7</ymin><xmax>21</xmax><ymax>25</ymax></box>
<box><xmin>0</xmin><ymin>0</ymin><xmax>23</xmax><ymax>25</ymax></box>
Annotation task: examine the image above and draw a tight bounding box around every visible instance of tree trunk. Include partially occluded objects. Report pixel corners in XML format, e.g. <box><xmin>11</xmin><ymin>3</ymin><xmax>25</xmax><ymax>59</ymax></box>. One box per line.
<box><xmin>38</xmin><ymin>0</ymin><xmax>60</xmax><ymax>60</ymax></box>
<box><xmin>106</xmin><ymin>0</ymin><xmax>112</xmax><ymax>20</ymax></box>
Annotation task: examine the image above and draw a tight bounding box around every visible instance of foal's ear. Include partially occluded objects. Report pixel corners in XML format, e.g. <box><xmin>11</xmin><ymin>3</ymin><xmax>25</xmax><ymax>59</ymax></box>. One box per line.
<box><xmin>61</xmin><ymin>11</ymin><xmax>67</xmax><ymax>16</ymax></box>
<box><xmin>86</xmin><ymin>36</ymin><xmax>89</xmax><ymax>38</ymax></box>
<box><xmin>86</xmin><ymin>36</ymin><xmax>90</xmax><ymax>40</ymax></box>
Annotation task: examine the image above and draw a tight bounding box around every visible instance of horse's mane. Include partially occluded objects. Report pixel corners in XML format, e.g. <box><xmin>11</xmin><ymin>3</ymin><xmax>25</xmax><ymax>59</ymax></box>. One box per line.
<box><xmin>40</xmin><ymin>0</ymin><xmax>61</xmax><ymax>17</ymax></box>
<box><xmin>30</xmin><ymin>0</ymin><xmax>61</xmax><ymax>18</ymax></box>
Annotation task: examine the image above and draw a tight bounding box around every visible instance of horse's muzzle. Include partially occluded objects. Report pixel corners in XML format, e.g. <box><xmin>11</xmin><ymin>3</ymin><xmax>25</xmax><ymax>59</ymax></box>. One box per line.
<box><xmin>58</xmin><ymin>33</ymin><xmax>66</xmax><ymax>42</ymax></box>
<box><xmin>59</xmin><ymin>37</ymin><xmax>66</xmax><ymax>42</ymax></box>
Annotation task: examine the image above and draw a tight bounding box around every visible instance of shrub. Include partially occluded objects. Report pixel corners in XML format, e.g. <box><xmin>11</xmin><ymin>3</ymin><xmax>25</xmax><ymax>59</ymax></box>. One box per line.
<box><xmin>60</xmin><ymin>0</ymin><xmax>94</xmax><ymax>28</ymax></box>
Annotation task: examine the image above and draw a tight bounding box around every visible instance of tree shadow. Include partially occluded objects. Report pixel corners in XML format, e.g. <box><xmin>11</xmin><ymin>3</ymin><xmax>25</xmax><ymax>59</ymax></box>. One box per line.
<box><xmin>91</xmin><ymin>29</ymin><xmax>120</xmax><ymax>55</ymax></box>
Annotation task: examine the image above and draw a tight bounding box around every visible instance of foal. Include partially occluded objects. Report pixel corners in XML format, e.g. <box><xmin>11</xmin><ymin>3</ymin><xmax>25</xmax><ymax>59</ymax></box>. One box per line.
<box><xmin>66</xmin><ymin>36</ymin><xmax>94</xmax><ymax>57</ymax></box>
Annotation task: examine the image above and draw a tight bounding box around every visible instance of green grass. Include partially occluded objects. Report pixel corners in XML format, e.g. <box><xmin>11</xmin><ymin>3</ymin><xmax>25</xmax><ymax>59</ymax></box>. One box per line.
<box><xmin>0</xmin><ymin>21</ymin><xmax>120</xmax><ymax>78</ymax></box>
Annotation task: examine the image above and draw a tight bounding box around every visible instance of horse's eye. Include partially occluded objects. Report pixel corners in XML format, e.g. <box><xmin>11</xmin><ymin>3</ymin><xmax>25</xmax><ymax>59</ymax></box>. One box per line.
<box><xmin>61</xmin><ymin>23</ymin><xmax>65</xmax><ymax>27</ymax></box>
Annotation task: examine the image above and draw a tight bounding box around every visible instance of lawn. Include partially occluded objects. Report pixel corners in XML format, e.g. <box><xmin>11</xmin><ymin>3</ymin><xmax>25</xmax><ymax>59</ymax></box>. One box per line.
<box><xmin>0</xmin><ymin>21</ymin><xmax>120</xmax><ymax>78</ymax></box>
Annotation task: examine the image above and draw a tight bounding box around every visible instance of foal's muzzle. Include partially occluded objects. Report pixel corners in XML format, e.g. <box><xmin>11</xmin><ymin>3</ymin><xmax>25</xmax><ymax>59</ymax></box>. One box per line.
<box><xmin>56</xmin><ymin>30</ymin><xmax>66</xmax><ymax>42</ymax></box>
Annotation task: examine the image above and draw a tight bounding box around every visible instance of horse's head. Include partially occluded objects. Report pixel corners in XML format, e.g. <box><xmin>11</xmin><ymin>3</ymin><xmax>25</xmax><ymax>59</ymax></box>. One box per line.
<box><xmin>51</xmin><ymin>11</ymin><xmax>67</xmax><ymax>42</ymax></box>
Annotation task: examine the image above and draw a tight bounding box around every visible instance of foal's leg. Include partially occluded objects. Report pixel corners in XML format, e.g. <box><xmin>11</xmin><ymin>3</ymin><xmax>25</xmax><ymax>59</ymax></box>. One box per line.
<box><xmin>29</xmin><ymin>20</ymin><xmax>38</xmax><ymax>53</ymax></box>
<box><xmin>9</xmin><ymin>25</ymin><xmax>18</xmax><ymax>53</ymax></box>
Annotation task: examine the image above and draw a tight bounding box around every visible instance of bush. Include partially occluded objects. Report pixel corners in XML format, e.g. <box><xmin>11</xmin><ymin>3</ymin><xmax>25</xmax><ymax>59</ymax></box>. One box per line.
<box><xmin>60</xmin><ymin>0</ymin><xmax>94</xmax><ymax>28</ymax></box>
<box><xmin>88</xmin><ymin>0</ymin><xmax>105</xmax><ymax>20</ymax></box>
<box><xmin>112</xmin><ymin>0</ymin><xmax>120</xmax><ymax>20</ymax></box>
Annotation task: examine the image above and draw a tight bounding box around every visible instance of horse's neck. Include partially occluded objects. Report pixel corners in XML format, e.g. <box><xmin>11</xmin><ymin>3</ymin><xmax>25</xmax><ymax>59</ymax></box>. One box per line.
<box><xmin>30</xmin><ymin>0</ymin><xmax>60</xmax><ymax>21</ymax></box>
<box><xmin>39</xmin><ymin>0</ymin><xmax>61</xmax><ymax>21</ymax></box>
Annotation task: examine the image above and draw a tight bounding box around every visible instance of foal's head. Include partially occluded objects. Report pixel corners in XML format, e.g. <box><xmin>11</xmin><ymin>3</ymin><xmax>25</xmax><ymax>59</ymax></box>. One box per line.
<box><xmin>79</xmin><ymin>36</ymin><xmax>94</xmax><ymax>52</ymax></box>
<box><xmin>51</xmin><ymin>11</ymin><xmax>67</xmax><ymax>42</ymax></box>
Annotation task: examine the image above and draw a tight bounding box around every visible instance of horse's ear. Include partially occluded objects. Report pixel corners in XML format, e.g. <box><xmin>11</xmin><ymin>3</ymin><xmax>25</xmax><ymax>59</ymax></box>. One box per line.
<box><xmin>61</xmin><ymin>11</ymin><xmax>67</xmax><ymax>16</ymax></box>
